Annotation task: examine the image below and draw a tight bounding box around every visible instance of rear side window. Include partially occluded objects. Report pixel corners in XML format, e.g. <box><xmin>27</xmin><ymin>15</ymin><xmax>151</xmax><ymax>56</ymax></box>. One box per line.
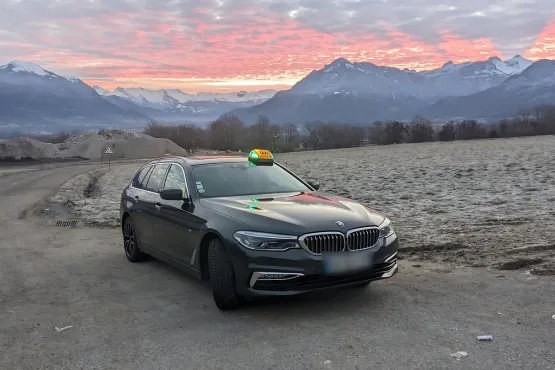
<box><xmin>145</xmin><ymin>164</ymin><xmax>170</xmax><ymax>192</ymax></box>
<box><xmin>131</xmin><ymin>165</ymin><xmax>152</xmax><ymax>189</ymax></box>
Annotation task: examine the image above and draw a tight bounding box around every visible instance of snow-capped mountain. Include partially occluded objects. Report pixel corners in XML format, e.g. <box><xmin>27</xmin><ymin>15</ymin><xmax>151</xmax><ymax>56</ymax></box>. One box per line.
<box><xmin>95</xmin><ymin>86</ymin><xmax>277</xmax><ymax>104</ymax></box>
<box><xmin>501</xmin><ymin>55</ymin><xmax>534</xmax><ymax>74</ymax></box>
<box><xmin>289</xmin><ymin>55</ymin><xmax>534</xmax><ymax>101</ymax></box>
<box><xmin>227</xmin><ymin>55</ymin><xmax>553</xmax><ymax>125</ymax></box>
<box><xmin>426</xmin><ymin>59</ymin><xmax>555</xmax><ymax>120</ymax></box>
<box><xmin>0</xmin><ymin>61</ymin><xmax>150</xmax><ymax>132</ymax></box>
<box><xmin>1</xmin><ymin>55</ymin><xmax>551</xmax><ymax>133</ymax></box>
<box><xmin>1</xmin><ymin>60</ymin><xmax>51</xmax><ymax>76</ymax></box>
<box><xmin>0</xmin><ymin>60</ymin><xmax>277</xmax><ymax>132</ymax></box>
<box><xmin>93</xmin><ymin>86</ymin><xmax>277</xmax><ymax>123</ymax></box>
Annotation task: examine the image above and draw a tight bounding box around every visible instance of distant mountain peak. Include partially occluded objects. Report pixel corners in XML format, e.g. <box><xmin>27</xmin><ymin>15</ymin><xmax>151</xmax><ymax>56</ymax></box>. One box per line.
<box><xmin>442</xmin><ymin>61</ymin><xmax>454</xmax><ymax>68</ymax></box>
<box><xmin>332</xmin><ymin>57</ymin><xmax>352</xmax><ymax>65</ymax></box>
<box><xmin>0</xmin><ymin>60</ymin><xmax>50</xmax><ymax>76</ymax></box>
<box><xmin>487</xmin><ymin>56</ymin><xmax>502</xmax><ymax>62</ymax></box>
<box><xmin>323</xmin><ymin>57</ymin><xmax>355</xmax><ymax>72</ymax></box>
<box><xmin>504</xmin><ymin>55</ymin><xmax>533</xmax><ymax>69</ymax></box>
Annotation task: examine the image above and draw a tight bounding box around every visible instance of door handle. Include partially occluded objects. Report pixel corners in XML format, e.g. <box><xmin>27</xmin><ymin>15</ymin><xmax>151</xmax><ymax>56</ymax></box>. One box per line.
<box><xmin>155</xmin><ymin>202</ymin><xmax>162</xmax><ymax>211</ymax></box>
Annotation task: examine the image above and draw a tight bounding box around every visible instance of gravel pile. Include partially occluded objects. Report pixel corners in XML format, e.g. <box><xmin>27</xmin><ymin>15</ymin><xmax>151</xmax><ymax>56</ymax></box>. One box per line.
<box><xmin>0</xmin><ymin>137</ymin><xmax>60</xmax><ymax>159</ymax></box>
<box><xmin>1</xmin><ymin>129</ymin><xmax>186</xmax><ymax>161</ymax></box>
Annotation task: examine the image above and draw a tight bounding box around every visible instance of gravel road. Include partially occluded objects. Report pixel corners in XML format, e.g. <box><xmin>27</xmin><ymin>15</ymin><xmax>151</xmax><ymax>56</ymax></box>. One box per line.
<box><xmin>1</xmin><ymin>161</ymin><xmax>554</xmax><ymax>369</ymax></box>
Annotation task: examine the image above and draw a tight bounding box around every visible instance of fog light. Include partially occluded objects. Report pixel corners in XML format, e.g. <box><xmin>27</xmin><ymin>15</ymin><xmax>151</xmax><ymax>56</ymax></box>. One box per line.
<box><xmin>249</xmin><ymin>271</ymin><xmax>305</xmax><ymax>287</ymax></box>
<box><xmin>260</xmin><ymin>273</ymin><xmax>294</xmax><ymax>279</ymax></box>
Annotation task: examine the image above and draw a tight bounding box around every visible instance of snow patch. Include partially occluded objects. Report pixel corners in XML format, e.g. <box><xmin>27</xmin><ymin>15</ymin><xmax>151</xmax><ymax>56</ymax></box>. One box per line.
<box><xmin>103</xmin><ymin>87</ymin><xmax>277</xmax><ymax>104</ymax></box>
<box><xmin>492</xmin><ymin>57</ymin><xmax>530</xmax><ymax>76</ymax></box>
<box><xmin>64</xmin><ymin>76</ymin><xmax>80</xmax><ymax>83</ymax></box>
<box><xmin>1</xmin><ymin>60</ymin><xmax>49</xmax><ymax>76</ymax></box>
<box><xmin>504</xmin><ymin>55</ymin><xmax>533</xmax><ymax>73</ymax></box>
<box><xmin>93</xmin><ymin>85</ymin><xmax>109</xmax><ymax>95</ymax></box>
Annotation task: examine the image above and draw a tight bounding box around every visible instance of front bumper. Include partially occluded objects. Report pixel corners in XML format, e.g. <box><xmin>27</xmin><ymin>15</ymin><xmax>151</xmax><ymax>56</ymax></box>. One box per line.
<box><xmin>228</xmin><ymin>233</ymin><xmax>400</xmax><ymax>297</ymax></box>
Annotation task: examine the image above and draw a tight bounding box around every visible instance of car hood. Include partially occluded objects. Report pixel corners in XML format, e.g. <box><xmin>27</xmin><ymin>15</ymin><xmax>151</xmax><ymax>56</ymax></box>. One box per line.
<box><xmin>199</xmin><ymin>191</ymin><xmax>386</xmax><ymax>235</ymax></box>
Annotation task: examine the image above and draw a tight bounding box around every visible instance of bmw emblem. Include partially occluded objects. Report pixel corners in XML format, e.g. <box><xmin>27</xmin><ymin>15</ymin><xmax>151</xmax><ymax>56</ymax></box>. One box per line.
<box><xmin>335</xmin><ymin>221</ymin><xmax>345</xmax><ymax>227</ymax></box>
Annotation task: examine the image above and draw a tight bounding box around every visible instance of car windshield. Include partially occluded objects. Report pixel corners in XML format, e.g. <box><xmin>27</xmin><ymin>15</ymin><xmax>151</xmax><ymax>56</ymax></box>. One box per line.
<box><xmin>191</xmin><ymin>162</ymin><xmax>311</xmax><ymax>198</ymax></box>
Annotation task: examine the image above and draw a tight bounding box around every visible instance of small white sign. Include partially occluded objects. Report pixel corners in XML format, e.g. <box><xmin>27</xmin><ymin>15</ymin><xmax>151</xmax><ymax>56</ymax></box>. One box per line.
<box><xmin>104</xmin><ymin>146</ymin><xmax>113</xmax><ymax>154</ymax></box>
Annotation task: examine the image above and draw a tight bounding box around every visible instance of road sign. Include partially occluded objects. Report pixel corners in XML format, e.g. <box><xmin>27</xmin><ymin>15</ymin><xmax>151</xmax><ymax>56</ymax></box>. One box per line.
<box><xmin>104</xmin><ymin>146</ymin><xmax>113</xmax><ymax>154</ymax></box>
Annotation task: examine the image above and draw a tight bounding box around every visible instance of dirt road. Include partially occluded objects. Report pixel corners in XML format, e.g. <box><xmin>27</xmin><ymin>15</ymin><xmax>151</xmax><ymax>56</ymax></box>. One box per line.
<box><xmin>1</xmin><ymin>164</ymin><xmax>554</xmax><ymax>370</ymax></box>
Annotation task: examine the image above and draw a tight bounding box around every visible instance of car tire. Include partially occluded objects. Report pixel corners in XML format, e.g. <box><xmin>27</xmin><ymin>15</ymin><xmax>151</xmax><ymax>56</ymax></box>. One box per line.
<box><xmin>122</xmin><ymin>216</ymin><xmax>147</xmax><ymax>262</ymax></box>
<box><xmin>208</xmin><ymin>238</ymin><xmax>244</xmax><ymax>310</ymax></box>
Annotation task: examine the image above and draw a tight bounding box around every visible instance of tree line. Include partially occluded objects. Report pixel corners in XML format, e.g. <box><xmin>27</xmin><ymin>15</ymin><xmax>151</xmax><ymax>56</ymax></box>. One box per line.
<box><xmin>144</xmin><ymin>104</ymin><xmax>555</xmax><ymax>152</ymax></box>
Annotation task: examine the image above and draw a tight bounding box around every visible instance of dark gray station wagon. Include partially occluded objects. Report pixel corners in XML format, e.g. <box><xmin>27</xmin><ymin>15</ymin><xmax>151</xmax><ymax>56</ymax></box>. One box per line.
<box><xmin>120</xmin><ymin>150</ymin><xmax>399</xmax><ymax>310</ymax></box>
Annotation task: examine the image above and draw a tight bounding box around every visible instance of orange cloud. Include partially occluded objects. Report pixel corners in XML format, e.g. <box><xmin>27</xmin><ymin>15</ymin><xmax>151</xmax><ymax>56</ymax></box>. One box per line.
<box><xmin>525</xmin><ymin>19</ymin><xmax>555</xmax><ymax>60</ymax></box>
<box><xmin>0</xmin><ymin>8</ymin><xmax>531</xmax><ymax>92</ymax></box>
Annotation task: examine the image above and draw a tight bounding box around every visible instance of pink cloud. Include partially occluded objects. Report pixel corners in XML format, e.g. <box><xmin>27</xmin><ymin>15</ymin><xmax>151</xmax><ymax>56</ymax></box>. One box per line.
<box><xmin>3</xmin><ymin>7</ymin><xmax>551</xmax><ymax>92</ymax></box>
<box><xmin>525</xmin><ymin>19</ymin><xmax>555</xmax><ymax>60</ymax></box>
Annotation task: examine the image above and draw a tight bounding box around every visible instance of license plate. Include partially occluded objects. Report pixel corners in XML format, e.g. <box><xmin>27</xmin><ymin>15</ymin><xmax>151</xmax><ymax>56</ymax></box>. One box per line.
<box><xmin>323</xmin><ymin>252</ymin><xmax>374</xmax><ymax>276</ymax></box>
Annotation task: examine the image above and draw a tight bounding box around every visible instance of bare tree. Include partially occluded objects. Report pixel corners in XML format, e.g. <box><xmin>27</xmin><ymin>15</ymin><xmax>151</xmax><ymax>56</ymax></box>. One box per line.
<box><xmin>305</xmin><ymin>121</ymin><xmax>323</xmax><ymax>149</ymax></box>
<box><xmin>282</xmin><ymin>123</ymin><xmax>298</xmax><ymax>143</ymax></box>
<box><xmin>208</xmin><ymin>114</ymin><xmax>245</xmax><ymax>150</ymax></box>
<box><xmin>368</xmin><ymin>121</ymin><xmax>386</xmax><ymax>145</ymax></box>
<box><xmin>409</xmin><ymin>116</ymin><xmax>434</xmax><ymax>143</ymax></box>
<box><xmin>438</xmin><ymin>121</ymin><xmax>456</xmax><ymax>141</ymax></box>
<box><xmin>384</xmin><ymin>121</ymin><xmax>408</xmax><ymax>144</ymax></box>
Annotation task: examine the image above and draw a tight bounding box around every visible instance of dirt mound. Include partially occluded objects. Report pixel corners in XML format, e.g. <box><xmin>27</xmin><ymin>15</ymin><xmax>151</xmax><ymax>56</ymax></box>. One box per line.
<box><xmin>0</xmin><ymin>137</ymin><xmax>60</xmax><ymax>159</ymax></box>
<box><xmin>3</xmin><ymin>129</ymin><xmax>186</xmax><ymax>161</ymax></box>
<box><xmin>58</xmin><ymin>129</ymin><xmax>146</xmax><ymax>151</ymax></box>
<box><xmin>59</xmin><ymin>133</ymin><xmax>186</xmax><ymax>160</ymax></box>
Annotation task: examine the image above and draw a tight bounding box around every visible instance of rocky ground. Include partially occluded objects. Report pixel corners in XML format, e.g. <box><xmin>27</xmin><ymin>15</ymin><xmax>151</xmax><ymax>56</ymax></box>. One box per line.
<box><xmin>41</xmin><ymin>135</ymin><xmax>555</xmax><ymax>275</ymax></box>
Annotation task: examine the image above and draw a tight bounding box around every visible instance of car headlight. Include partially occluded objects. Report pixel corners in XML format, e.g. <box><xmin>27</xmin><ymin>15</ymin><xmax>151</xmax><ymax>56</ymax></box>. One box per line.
<box><xmin>379</xmin><ymin>218</ymin><xmax>394</xmax><ymax>238</ymax></box>
<box><xmin>233</xmin><ymin>231</ymin><xmax>300</xmax><ymax>251</ymax></box>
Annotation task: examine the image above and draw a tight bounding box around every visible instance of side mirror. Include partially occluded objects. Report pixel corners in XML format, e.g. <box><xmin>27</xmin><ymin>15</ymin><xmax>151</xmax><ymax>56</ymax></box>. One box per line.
<box><xmin>307</xmin><ymin>180</ymin><xmax>320</xmax><ymax>190</ymax></box>
<box><xmin>160</xmin><ymin>188</ymin><xmax>187</xmax><ymax>201</ymax></box>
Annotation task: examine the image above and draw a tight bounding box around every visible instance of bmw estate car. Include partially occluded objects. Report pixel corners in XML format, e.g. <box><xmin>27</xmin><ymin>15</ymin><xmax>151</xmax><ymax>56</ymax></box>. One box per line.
<box><xmin>120</xmin><ymin>149</ymin><xmax>399</xmax><ymax>310</ymax></box>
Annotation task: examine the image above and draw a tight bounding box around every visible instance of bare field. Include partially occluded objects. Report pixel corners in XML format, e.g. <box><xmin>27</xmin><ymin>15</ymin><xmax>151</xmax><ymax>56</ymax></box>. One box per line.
<box><xmin>43</xmin><ymin>136</ymin><xmax>555</xmax><ymax>275</ymax></box>
<box><xmin>278</xmin><ymin>136</ymin><xmax>555</xmax><ymax>275</ymax></box>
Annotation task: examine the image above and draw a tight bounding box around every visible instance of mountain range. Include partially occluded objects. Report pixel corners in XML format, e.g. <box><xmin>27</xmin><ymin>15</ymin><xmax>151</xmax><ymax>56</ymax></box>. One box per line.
<box><xmin>93</xmin><ymin>86</ymin><xmax>276</xmax><ymax>123</ymax></box>
<box><xmin>0</xmin><ymin>61</ymin><xmax>276</xmax><ymax>134</ymax></box>
<box><xmin>228</xmin><ymin>55</ymin><xmax>555</xmax><ymax>125</ymax></box>
<box><xmin>1</xmin><ymin>55</ymin><xmax>554</xmax><ymax>134</ymax></box>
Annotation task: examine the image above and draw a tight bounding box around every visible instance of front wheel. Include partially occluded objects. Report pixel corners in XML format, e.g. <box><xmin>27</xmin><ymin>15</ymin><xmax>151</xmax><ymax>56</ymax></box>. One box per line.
<box><xmin>122</xmin><ymin>216</ymin><xmax>147</xmax><ymax>262</ymax></box>
<box><xmin>207</xmin><ymin>238</ymin><xmax>244</xmax><ymax>310</ymax></box>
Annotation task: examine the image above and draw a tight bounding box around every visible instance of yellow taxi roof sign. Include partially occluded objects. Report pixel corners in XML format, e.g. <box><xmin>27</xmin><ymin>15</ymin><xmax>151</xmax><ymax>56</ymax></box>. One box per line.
<box><xmin>248</xmin><ymin>148</ymin><xmax>274</xmax><ymax>163</ymax></box>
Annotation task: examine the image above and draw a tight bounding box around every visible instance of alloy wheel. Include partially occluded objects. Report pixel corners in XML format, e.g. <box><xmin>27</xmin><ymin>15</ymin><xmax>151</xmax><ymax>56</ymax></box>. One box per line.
<box><xmin>123</xmin><ymin>219</ymin><xmax>136</xmax><ymax>257</ymax></box>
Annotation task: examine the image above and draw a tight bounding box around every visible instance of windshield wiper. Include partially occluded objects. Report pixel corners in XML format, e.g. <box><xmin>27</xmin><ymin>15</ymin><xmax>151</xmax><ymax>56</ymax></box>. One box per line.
<box><xmin>260</xmin><ymin>192</ymin><xmax>305</xmax><ymax>201</ymax></box>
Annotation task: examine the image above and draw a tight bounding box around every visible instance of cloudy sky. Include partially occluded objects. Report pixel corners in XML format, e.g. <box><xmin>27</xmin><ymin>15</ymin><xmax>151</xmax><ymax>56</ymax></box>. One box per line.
<box><xmin>1</xmin><ymin>0</ymin><xmax>554</xmax><ymax>92</ymax></box>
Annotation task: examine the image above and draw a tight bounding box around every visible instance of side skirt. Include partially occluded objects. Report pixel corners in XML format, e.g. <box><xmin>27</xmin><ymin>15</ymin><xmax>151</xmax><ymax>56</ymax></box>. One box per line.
<box><xmin>140</xmin><ymin>245</ymin><xmax>203</xmax><ymax>280</ymax></box>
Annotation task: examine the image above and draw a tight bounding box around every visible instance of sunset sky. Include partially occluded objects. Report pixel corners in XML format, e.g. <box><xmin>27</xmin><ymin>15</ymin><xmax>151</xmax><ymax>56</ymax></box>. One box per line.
<box><xmin>1</xmin><ymin>0</ymin><xmax>554</xmax><ymax>92</ymax></box>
